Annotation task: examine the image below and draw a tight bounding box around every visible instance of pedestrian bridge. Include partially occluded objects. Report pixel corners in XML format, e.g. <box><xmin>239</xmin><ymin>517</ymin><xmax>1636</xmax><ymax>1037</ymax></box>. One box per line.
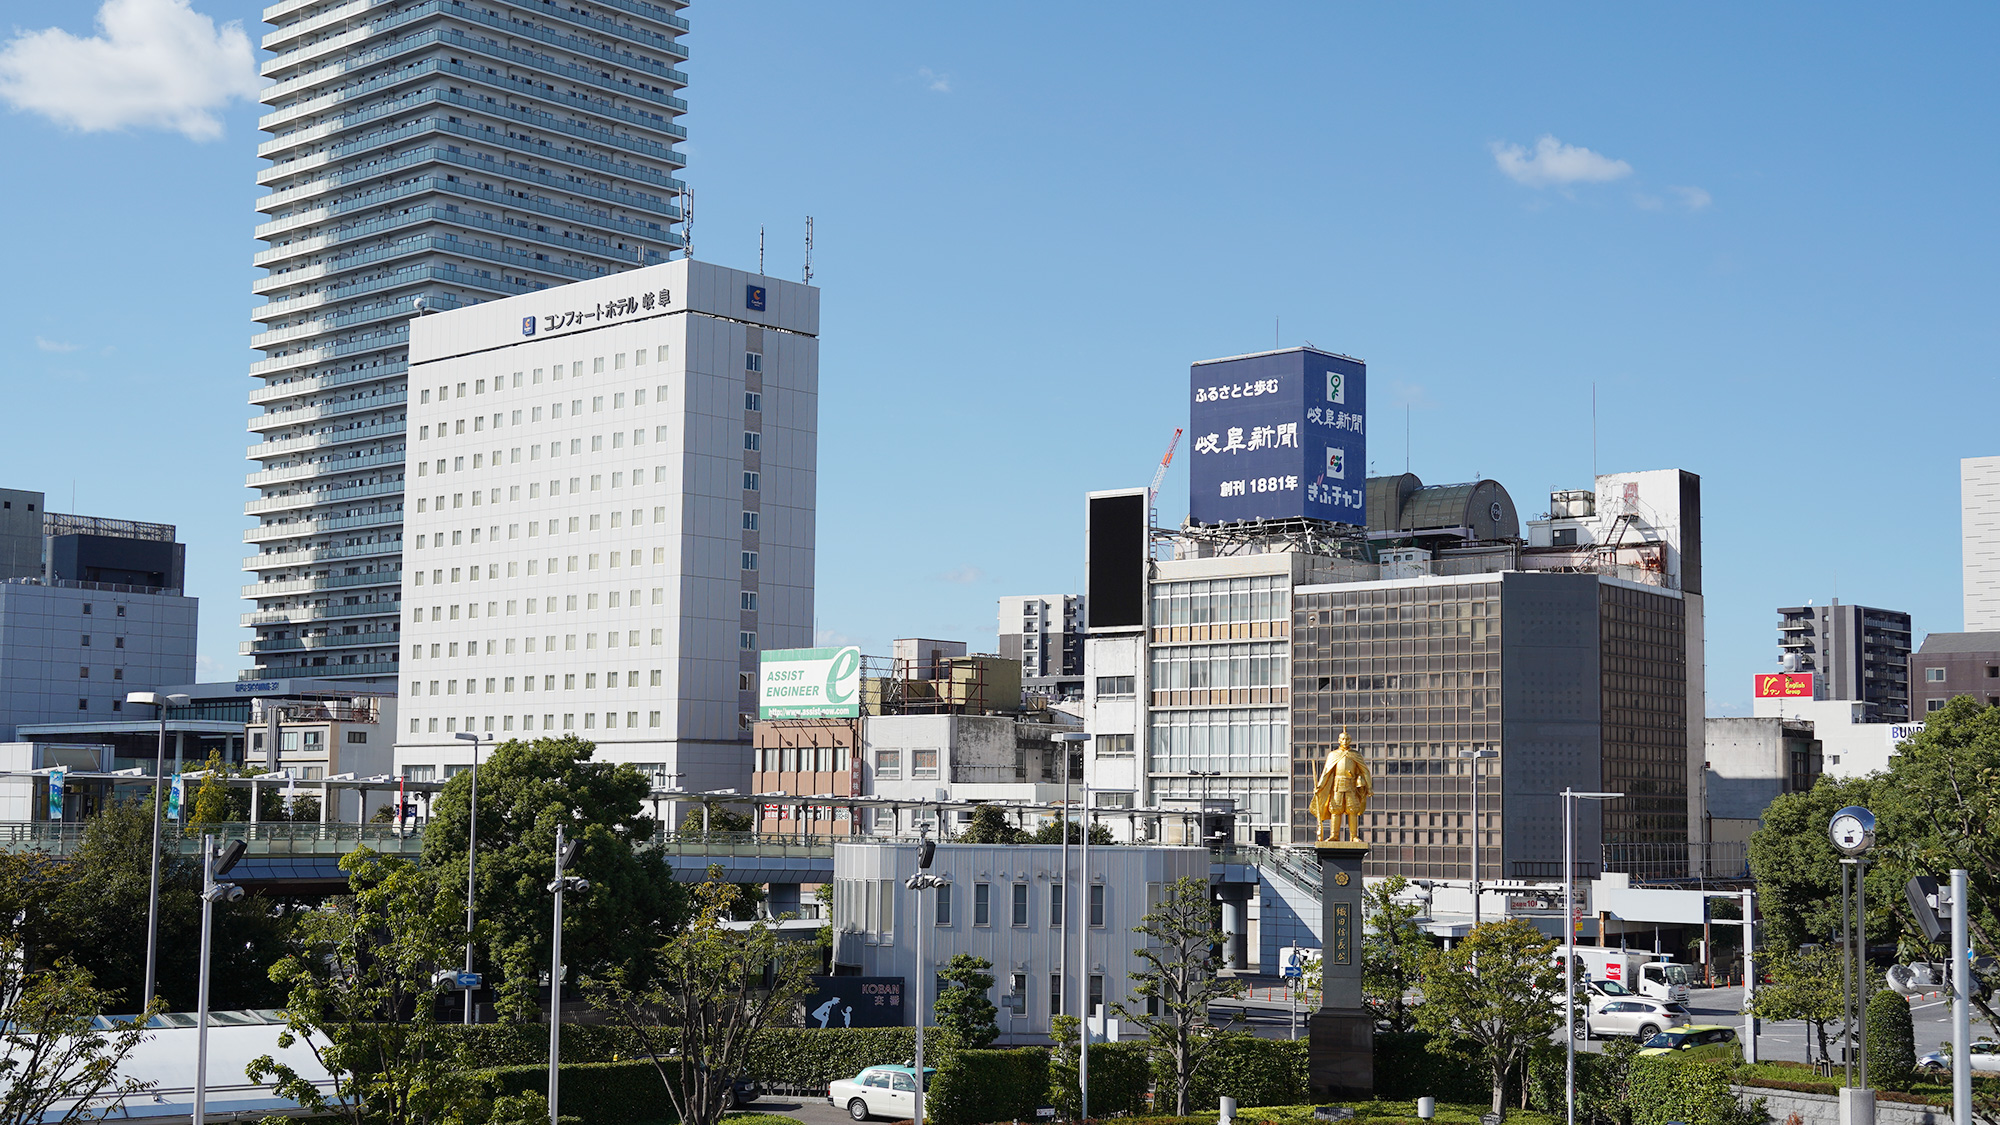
<box><xmin>0</xmin><ymin>822</ymin><xmax>840</xmax><ymax>890</ymax></box>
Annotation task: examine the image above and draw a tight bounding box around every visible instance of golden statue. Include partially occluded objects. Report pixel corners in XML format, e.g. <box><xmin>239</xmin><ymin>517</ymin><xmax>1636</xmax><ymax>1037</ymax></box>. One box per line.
<box><xmin>1310</xmin><ymin>729</ymin><xmax>1371</xmax><ymax>843</ymax></box>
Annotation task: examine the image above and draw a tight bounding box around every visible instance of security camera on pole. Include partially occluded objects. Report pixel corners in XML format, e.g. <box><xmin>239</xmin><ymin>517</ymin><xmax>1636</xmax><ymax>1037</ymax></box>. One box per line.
<box><xmin>1828</xmin><ymin>805</ymin><xmax>1876</xmax><ymax>1125</ymax></box>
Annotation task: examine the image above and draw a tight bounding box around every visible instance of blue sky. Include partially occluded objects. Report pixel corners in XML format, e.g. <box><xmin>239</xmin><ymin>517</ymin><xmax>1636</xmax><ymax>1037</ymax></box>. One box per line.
<box><xmin>1</xmin><ymin>2</ymin><xmax>1995</xmax><ymax>712</ymax></box>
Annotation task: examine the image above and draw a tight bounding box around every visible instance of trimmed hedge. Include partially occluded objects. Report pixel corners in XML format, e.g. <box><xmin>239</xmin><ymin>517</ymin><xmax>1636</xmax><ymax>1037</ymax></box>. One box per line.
<box><xmin>1374</xmin><ymin>1031</ymin><xmax>1491</xmax><ymax>1104</ymax></box>
<box><xmin>470</xmin><ymin>1061</ymin><xmax>662</xmax><ymax>1125</ymax></box>
<box><xmin>1627</xmin><ymin>1057</ymin><xmax>1763</xmax><ymax>1125</ymax></box>
<box><xmin>1161</xmin><ymin>1034</ymin><xmax>1307</xmax><ymax>1112</ymax></box>
<box><xmin>441</xmin><ymin>1024</ymin><xmax>947</xmax><ymax>1090</ymax></box>
<box><xmin>1867</xmin><ymin>990</ymin><xmax>1916</xmax><ymax>1090</ymax></box>
<box><xmin>1087</xmin><ymin>1041</ymin><xmax>1154</xmax><ymax>1117</ymax></box>
<box><xmin>929</xmin><ymin>1047</ymin><xmax>1050</xmax><ymax>1125</ymax></box>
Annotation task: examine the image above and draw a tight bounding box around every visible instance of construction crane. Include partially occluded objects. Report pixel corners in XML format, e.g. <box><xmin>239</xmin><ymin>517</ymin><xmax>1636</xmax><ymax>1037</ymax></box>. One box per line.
<box><xmin>1148</xmin><ymin>427</ymin><xmax>1184</xmax><ymax>534</ymax></box>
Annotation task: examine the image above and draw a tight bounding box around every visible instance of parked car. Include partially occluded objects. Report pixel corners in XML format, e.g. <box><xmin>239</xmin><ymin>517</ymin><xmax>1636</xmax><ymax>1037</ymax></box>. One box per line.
<box><xmin>828</xmin><ymin>1064</ymin><xmax>934</xmax><ymax>1121</ymax></box>
<box><xmin>1577</xmin><ymin>997</ymin><xmax>1692</xmax><ymax>1041</ymax></box>
<box><xmin>1918</xmin><ymin>1040</ymin><xmax>2000</xmax><ymax>1073</ymax></box>
<box><xmin>1638</xmin><ymin>1025</ymin><xmax>1740</xmax><ymax>1057</ymax></box>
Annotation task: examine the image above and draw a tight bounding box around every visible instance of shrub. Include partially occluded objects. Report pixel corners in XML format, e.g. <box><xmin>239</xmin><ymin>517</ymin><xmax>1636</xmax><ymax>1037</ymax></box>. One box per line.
<box><xmin>1375</xmin><ymin>1031</ymin><xmax>1492</xmax><ymax>1104</ymax></box>
<box><xmin>1089</xmin><ymin>1041</ymin><xmax>1155</xmax><ymax>1116</ymax></box>
<box><xmin>1627</xmin><ymin>1056</ymin><xmax>1765</xmax><ymax>1125</ymax></box>
<box><xmin>470</xmin><ymin>1061</ymin><xmax>662</xmax><ymax>1125</ymax></box>
<box><xmin>929</xmin><ymin>1047</ymin><xmax>1050</xmax><ymax>1125</ymax></box>
<box><xmin>1867</xmin><ymin>990</ymin><xmax>1916</xmax><ymax>1090</ymax></box>
<box><xmin>443</xmin><ymin>1024</ymin><xmax>949</xmax><ymax>1090</ymax></box>
<box><xmin>1164</xmin><ymin>1034</ymin><xmax>1306</xmax><ymax>1111</ymax></box>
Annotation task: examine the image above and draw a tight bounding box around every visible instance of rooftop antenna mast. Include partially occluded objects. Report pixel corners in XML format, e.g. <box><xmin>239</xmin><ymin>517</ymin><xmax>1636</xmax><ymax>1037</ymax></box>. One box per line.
<box><xmin>803</xmin><ymin>216</ymin><xmax>814</xmax><ymax>284</ymax></box>
<box><xmin>678</xmin><ymin>186</ymin><xmax>693</xmax><ymax>260</ymax></box>
<box><xmin>758</xmin><ymin>225</ymin><xmax>765</xmax><ymax>276</ymax></box>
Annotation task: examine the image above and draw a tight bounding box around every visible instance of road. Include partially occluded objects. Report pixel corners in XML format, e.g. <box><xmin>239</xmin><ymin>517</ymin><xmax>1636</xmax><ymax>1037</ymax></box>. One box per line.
<box><xmin>1575</xmin><ymin>985</ymin><xmax>1972</xmax><ymax>1064</ymax></box>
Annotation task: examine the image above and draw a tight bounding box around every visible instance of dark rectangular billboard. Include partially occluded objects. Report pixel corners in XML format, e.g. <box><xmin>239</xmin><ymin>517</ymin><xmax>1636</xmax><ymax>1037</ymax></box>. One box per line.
<box><xmin>1188</xmin><ymin>348</ymin><xmax>1366</xmax><ymax>527</ymax></box>
<box><xmin>1087</xmin><ymin>492</ymin><xmax>1148</xmax><ymax>629</ymax></box>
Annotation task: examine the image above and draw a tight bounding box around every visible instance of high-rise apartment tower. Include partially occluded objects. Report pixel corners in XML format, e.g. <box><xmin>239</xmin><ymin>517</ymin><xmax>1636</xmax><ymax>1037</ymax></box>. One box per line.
<box><xmin>1774</xmin><ymin>601</ymin><xmax>1911</xmax><ymax>723</ymax></box>
<box><xmin>241</xmin><ymin>0</ymin><xmax>689</xmax><ymax>680</ymax></box>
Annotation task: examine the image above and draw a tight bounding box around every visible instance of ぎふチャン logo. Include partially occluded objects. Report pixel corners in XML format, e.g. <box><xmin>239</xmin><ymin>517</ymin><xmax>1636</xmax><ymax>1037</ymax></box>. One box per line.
<box><xmin>1325</xmin><ymin>446</ymin><xmax>1345</xmax><ymax>480</ymax></box>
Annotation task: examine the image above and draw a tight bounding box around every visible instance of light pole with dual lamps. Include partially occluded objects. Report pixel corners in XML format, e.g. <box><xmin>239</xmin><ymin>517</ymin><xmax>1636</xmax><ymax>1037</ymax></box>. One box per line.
<box><xmin>1562</xmin><ymin>788</ymin><xmax>1623</xmax><ymax>1125</ymax></box>
<box><xmin>1458</xmin><ymin>748</ymin><xmax>1496</xmax><ymax>926</ymax></box>
<box><xmin>547</xmin><ymin>824</ymin><xmax>589</xmax><ymax>1125</ymax></box>
<box><xmin>125</xmin><ymin>690</ymin><xmax>189</xmax><ymax>1013</ymax></box>
<box><xmin>453</xmin><ymin>730</ymin><xmax>488</xmax><ymax>1024</ymax></box>
<box><xmin>905</xmin><ymin>835</ymin><xmax>948</xmax><ymax>1125</ymax></box>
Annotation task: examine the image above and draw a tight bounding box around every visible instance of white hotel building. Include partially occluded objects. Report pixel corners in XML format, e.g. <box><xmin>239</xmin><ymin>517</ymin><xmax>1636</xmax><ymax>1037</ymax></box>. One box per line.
<box><xmin>395</xmin><ymin>258</ymin><xmax>817</xmax><ymax>790</ymax></box>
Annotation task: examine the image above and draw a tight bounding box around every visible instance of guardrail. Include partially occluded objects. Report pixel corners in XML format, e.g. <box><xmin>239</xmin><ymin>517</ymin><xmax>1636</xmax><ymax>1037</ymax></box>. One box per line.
<box><xmin>0</xmin><ymin>822</ymin><xmax>425</xmax><ymax>857</ymax></box>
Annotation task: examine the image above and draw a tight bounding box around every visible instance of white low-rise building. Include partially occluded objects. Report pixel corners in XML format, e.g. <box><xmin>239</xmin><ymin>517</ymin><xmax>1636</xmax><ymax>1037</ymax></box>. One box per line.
<box><xmin>830</xmin><ymin>841</ymin><xmax>1208</xmax><ymax>1043</ymax></box>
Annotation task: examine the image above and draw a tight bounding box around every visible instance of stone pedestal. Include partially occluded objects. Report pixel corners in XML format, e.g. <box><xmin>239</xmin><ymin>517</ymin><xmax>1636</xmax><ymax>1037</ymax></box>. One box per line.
<box><xmin>1309</xmin><ymin>843</ymin><xmax>1373</xmax><ymax>1100</ymax></box>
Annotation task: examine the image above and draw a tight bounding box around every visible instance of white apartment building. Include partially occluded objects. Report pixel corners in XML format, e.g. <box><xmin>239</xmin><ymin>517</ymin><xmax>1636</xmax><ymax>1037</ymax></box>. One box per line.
<box><xmin>997</xmin><ymin>594</ymin><xmax>1086</xmax><ymax>700</ymax></box>
<box><xmin>394</xmin><ymin>258</ymin><xmax>817</xmax><ymax>791</ymax></box>
<box><xmin>241</xmin><ymin>0</ymin><xmax>689</xmax><ymax>682</ymax></box>
<box><xmin>1964</xmin><ymin>457</ymin><xmax>2000</xmax><ymax>632</ymax></box>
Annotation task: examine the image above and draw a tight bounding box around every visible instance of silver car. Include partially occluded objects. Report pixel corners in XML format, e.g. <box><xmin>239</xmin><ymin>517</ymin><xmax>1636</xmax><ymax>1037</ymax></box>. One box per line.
<box><xmin>1580</xmin><ymin>997</ymin><xmax>1692</xmax><ymax>1041</ymax></box>
<box><xmin>1918</xmin><ymin>1040</ymin><xmax>2000</xmax><ymax>1074</ymax></box>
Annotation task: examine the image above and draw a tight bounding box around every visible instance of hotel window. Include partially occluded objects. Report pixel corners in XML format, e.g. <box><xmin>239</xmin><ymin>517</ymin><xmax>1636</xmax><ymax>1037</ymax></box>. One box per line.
<box><xmin>1011</xmin><ymin>883</ymin><xmax>1029</xmax><ymax>927</ymax></box>
<box><xmin>745</xmin><ymin>391</ymin><xmax>761</xmax><ymax>412</ymax></box>
<box><xmin>742</xmin><ymin>552</ymin><xmax>758</xmax><ymax>571</ymax></box>
<box><xmin>740</xmin><ymin>631</ymin><xmax>757</xmax><ymax>650</ymax></box>
<box><xmin>745</xmin><ymin>352</ymin><xmax>762</xmax><ymax>372</ymax></box>
<box><xmin>935</xmin><ymin>882</ymin><xmax>953</xmax><ymax>926</ymax></box>
<box><xmin>973</xmin><ymin>882</ymin><xmax>991</xmax><ymax>925</ymax></box>
<box><xmin>1050</xmin><ymin>883</ymin><xmax>1064</xmax><ymax>928</ymax></box>
<box><xmin>743</xmin><ymin>472</ymin><xmax>759</xmax><ymax>491</ymax></box>
<box><xmin>742</xmin><ymin>511</ymin><xmax>759</xmax><ymax>531</ymax></box>
<box><xmin>743</xmin><ymin>432</ymin><xmax>761</xmax><ymax>452</ymax></box>
<box><xmin>1090</xmin><ymin>884</ymin><xmax>1106</xmax><ymax>927</ymax></box>
<box><xmin>1049</xmin><ymin>975</ymin><xmax>1062</xmax><ymax>1017</ymax></box>
<box><xmin>741</xmin><ymin>592</ymin><xmax>758</xmax><ymax>612</ymax></box>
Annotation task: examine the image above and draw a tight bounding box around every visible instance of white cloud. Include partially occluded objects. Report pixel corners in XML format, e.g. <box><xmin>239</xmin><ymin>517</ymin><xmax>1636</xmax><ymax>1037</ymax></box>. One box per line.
<box><xmin>916</xmin><ymin>67</ymin><xmax>951</xmax><ymax>93</ymax></box>
<box><xmin>1670</xmin><ymin>185</ymin><xmax>1712</xmax><ymax>210</ymax></box>
<box><xmin>35</xmin><ymin>336</ymin><xmax>78</xmax><ymax>352</ymax></box>
<box><xmin>0</xmin><ymin>0</ymin><xmax>261</xmax><ymax>141</ymax></box>
<box><xmin>1491</xmin><ymin>135</ymin><xmax>1634</xmax><ymax>189</ymax></box>
<box><xmin>935</xmin><ymin>565</ymin><xmax>984</xmax><ymax>585</ymax></box>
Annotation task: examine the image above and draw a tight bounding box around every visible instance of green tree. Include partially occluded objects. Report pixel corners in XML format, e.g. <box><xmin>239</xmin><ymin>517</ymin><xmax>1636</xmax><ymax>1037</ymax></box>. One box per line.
<box><xmin>1029</xmin><ymin>818</ymin><xmax>1114</xmax><ymax>845</ymax></box>
<box><xmin>419</xmin><ymin>735</ymin><xmax>688</xmax><ymax>1021</ymax></box>
<box><xmin>956</xmin><ymin>804</ymin><xmax>1026</xmax><ymax>844</ymax></box>
<box><xmin>934</xmin><ymin>953</ymin><xmax>1000</xmax><ymax>1048</ymax></box>
<box><xmin>248</xmin><ymin>850</ymin><xmax>469</xmax><ymax>1125</ymax></box>
<box><xmin>1112</xmin><ymin>875</ymin><xmax>1245</xmax><ymax>1115</ymax></box>
<box><xmin>36</xmin><ymin>796</ymin><xmax>285</xmax><ymax>1011</ymax></box>
<box><xmin>1748</xmin><ymin>945</ymin><xmax>1845</xmax><ymax>1068</ymax></box>
<box><xmin>1747</xmin><ymin>774</ymin><xmax>1882</xmax><ymax>952</ymax></box>
<box><xmin>0</xmin><ymin>936</ymin><xmax>158</xmax><ymax>1125</ymax></box>
<box><xmin>1413</xmin><ymin>917</ymin><xmax>1564</xmax><ymax>1115</ymax></box>
<box><xmin>1363</xmin><ymin>874</ymin><xmax>1429</xmax><ymax>1033</ymax></box>
<box><xmin>584</xmin><ymin>872</ymin><xmax>817</xmax><ymax>1125</ymax></box>
<box><xmin>678</xmin><ymin>800</ymin><xmax>753</xmax><ymax>834</ymax></box>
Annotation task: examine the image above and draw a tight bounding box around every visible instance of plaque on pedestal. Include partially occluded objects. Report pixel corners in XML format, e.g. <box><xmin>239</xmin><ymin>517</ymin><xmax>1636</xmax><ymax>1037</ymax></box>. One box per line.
<box><xmin>1310</xmin><ymin>841</ymin><xmax>1373</xmax><ymax>1099</ymax></box>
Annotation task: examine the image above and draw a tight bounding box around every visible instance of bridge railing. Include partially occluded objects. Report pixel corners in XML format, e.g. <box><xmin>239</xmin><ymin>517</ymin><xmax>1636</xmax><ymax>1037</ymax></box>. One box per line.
<box><xmin>648</xmin><ymin>831</ymin><xmax>836</xmax><ymax>860</ymax></box>
<box><xmin>1217</xmin><ymin>843</ymin><xmax>1323</xmax><ymax>894</ymax></box>
<box><xmin>0</xmin><ymin>821</ymin><xmax>425</xmax><ymax>857</ymax></box>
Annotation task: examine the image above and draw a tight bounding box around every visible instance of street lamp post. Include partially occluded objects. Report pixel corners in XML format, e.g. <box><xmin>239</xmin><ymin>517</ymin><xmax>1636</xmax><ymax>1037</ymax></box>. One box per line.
<box><xmin>547</xmin><ymin>824</ymin><xmax>589</xmax><ymax>1125</ymax></box>
<box><xmin>1077</xmin><ymin>784</ymin><xmax>1092</xmax><ymax>1122</ymax></box>
<box><xmin>1054</xmin><ymin>731</ymin><xmax>1089</xmax><ymax>1042</ymax></box>
<box><xmin>906</xmin><ymin>835</ymin><xmax>947</xmax><ymax>1125</ymax></box>
<box><xmin>192</xmin><ymin>835</ymin><xmax>247</xmax><ymax>1125</ymax></box>
<box><xmin>454</xmin><ymin>731</ymin><xmax>488</xmax><ymax>1024</ymax></box>
<box><xmin>1562</xmin><ymin>788</ymin><xmax>1624</xmax><ymax>1125</ymax></box>
<box><xmin>126</xmin><ymin>690</ymin><xmax>189</xmax><ymax>1013</ymax></box>
<box><xmin>1458</xmin><ymin>749</ymin><xmax>1497</xmax><ymax>926</ymax></box>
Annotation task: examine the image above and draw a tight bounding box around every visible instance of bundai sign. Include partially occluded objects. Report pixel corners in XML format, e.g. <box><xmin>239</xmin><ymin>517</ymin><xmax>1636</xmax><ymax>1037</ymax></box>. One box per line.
<box><xmin>1188</xmin><ymin>347</ymin><xmax>1366</xmax><ymax>527</ymax></box>
<box><xmin>759</xmin><ymin>646</ymin><xmax>863</xmax><ymax>719</ymax></box>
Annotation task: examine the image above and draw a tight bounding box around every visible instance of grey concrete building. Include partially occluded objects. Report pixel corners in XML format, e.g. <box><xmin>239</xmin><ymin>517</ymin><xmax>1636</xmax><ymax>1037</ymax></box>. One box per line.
<box><xmin>1909</xmin><ymin>632</ymin><xmax>2000</xmax><ymax>714</ymax></box>
<box><xmin>0</xmin><ymin>490</ymin><xmax>197</xmax><ymax>741</ymax></box>
<box><xmin>1703</xmin><ymin>716</ymin><xmax>1821</xmax><ymax>847</ymax></box>
<box><xmin>1775</xmin><ymin>601</ymin><xmax>1911</xmax><ymax>722</ymax></box>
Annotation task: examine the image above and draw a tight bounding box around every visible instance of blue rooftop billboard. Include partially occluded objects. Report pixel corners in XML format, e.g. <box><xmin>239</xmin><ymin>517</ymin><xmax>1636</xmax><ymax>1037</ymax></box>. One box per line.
<box><xmin>1187</xmin><ymin>348</ymin><xmax>1366</xmax><ymax>527</ymax></box>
